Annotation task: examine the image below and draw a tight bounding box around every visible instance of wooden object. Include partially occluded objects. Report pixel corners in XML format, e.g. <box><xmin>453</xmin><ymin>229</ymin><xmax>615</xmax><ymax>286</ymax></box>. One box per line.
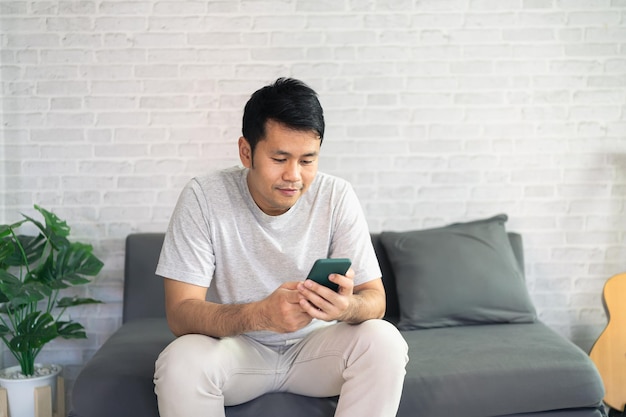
<box><xmin>0</xmin><ymin>376</ymin><xmax>64</xmax><ymax>417</ymax></box>
<box><xmin>34</xmin><ymin>385</ymin><xmax>52</xmax><ymax>417</ymax></box>
<box><xmin>0</xmin><ymin>388</ymin><xmax>6</xmax><ymax>417</ymax></box>
<box><xmin>590</xmin><ymin>273</ymin><xmax>626</xmax><ymax>412</ymax></box>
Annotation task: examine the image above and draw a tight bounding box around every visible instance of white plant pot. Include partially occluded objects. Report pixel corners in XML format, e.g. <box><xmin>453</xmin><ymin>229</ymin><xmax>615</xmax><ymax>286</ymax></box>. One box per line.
<box><xmin>0</xmin><ymin>364</ymin><xmax>62</xmax><ymax>417</ymax></box>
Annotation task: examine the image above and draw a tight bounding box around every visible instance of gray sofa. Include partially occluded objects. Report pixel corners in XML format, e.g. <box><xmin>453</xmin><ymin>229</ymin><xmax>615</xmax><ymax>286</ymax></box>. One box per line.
<box><xmin>70</xmin><ymin>216</ymin><xmax>606</xmax><ymax>417</ymax></box>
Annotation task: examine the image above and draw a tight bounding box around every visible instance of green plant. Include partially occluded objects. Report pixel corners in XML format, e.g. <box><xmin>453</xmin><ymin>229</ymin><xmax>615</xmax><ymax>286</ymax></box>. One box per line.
<box><xmin>0</xmin><ymin>205</ymin><xmax>103</xmax><ymax>376</ymax></box>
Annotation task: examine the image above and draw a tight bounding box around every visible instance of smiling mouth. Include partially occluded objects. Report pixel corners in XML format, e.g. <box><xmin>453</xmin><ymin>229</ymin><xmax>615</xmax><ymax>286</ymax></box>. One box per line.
<box><xmin>277</xmin><ymin>188</ymin><xmax>299</xmax><ymax>196</ymax></box>
<box><xmin>276</xmin><ymin>184</ymin><xmax>303</xmax><ymax>195</ymax></box>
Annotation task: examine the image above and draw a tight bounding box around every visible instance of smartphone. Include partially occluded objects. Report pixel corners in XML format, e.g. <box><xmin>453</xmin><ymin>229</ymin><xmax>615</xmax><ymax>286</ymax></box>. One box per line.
<box><xmin>306</xmin><ymin>258</ymin><xmax>352</xmax><ymax>292</ymax></box>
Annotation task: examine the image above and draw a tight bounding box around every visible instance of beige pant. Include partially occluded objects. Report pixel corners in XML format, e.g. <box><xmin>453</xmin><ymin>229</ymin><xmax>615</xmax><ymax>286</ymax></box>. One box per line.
<box><xmin>154</xmin><ymin>319</ymin><xmax>408</xmax><ymax>417</ymax></box>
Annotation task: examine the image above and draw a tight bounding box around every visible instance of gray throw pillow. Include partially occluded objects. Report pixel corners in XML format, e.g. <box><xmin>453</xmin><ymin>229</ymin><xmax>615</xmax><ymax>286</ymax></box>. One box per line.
<box><xmin>380</xmin><ymin>214</ymin><xmax>536</xmax><ymax>330</ymax></box>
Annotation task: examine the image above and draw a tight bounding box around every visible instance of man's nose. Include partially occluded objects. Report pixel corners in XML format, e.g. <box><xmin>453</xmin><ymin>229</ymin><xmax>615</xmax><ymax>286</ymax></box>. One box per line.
<box><xmin>283</xmin><ymin>160</ymin><xmax>301</xmax><ymax>182</ymax></box>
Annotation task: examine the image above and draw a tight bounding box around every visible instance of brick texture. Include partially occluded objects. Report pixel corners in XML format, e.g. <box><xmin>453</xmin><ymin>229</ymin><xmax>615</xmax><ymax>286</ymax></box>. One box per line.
<box><xmin>1</xmin><ymin>0</ymin><xmax>625</xmax><ymax>407</ymax></box>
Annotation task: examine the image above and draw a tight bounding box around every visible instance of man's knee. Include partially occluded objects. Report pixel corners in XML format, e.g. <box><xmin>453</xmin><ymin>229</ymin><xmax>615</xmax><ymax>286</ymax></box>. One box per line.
<box><xmin>352</xmin><ymin>319</ymin><xmax>409</xmax><ymax>367</ymax></box>
<box><xmin>157</xmin><ymin>334</ymin><xmax>214</xmax><ymax>366</ymax></box>
<box><xmin>155</xmin><ymin>334</ymin><xmax>222</xmax><ymax>389</ymax></box>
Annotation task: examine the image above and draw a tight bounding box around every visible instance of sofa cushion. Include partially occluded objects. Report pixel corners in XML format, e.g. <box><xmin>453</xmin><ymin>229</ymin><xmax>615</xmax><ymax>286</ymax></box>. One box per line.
<box><xmin>380</xmin><ymin>214</ymin><xmax>536</xmax><ymax>330</ymax></box>
<box><xmin>72</xmin><ymin>319</ymin><xmax>175</xmax><ymax>417</ymax></box>
<box><xmin>399</xmin><ymin>322</ymin><xmax>605</xmax><ymax>417</ymax></box>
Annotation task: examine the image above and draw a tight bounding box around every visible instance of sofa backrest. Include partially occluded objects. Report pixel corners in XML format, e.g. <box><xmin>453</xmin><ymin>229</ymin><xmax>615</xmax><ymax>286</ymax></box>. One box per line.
<box><xmin>123</xmin><ymin>232</ymin><xmax>524</xmax><ymax>323</ymax></box>
<box><xmin>123</xmin><ymin>233</ymin><xmax>166</xmax><ymax>323</ymax></box>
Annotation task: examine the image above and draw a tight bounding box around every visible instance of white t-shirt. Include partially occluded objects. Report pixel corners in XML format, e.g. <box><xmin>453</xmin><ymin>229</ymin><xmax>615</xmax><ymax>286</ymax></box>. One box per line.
<box><xmin>156</xmin><ymin>166</ymin><xmax>381</xmax><ymax>345</ymax></box>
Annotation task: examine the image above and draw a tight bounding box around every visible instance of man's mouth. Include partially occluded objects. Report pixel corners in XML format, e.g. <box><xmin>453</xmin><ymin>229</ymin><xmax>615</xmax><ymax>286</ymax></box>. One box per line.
<box><xmin>278</xmin><ymin>188</ymin><xmax>299</xmax><ymax>196</ymax></box>
<box><xmin>276</xmin><ymin>185</ymin><xmax>302</xmax><ymax>196</ymax></box>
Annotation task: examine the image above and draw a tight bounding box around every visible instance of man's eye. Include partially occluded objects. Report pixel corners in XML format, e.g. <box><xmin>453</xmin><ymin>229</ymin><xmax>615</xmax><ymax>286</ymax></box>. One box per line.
<box><xmin>301</xmin><ymin>160</ymin><xmax>314</xmax><ymax>165</ymax></box>
<box><xmin>272</xmin><ymin>158</ymin><xmax>286</xmax><ymax>163</ymax></box>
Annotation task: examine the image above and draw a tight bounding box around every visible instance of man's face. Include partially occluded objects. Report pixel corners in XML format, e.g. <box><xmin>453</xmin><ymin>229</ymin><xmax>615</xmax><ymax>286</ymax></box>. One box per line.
<box><xmin>239</xmin><ymin>119</ymin><xmax>321</xmax><ymax>216</ymax></box>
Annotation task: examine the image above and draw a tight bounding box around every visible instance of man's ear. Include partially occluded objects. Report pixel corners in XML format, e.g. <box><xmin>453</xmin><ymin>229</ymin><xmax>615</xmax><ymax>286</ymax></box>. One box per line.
<box><xmin>238</xmin><ymin>137</ymin><xmax>252</xmax><ymax>168</ymax></box>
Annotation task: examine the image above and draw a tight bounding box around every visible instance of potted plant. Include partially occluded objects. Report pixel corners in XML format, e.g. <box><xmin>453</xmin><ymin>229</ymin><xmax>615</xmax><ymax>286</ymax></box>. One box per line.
<box><xmin>0</xmin><ymin>205</ymin><xmax>103</xmax><ymax>417</ymax></box>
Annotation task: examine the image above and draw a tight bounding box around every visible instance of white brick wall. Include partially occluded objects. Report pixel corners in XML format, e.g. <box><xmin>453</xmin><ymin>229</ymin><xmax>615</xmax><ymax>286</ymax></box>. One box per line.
<box><xmin>2</xmin><ymin>0</ymin><xmax>625</xmax><ymax>406</ymax></box>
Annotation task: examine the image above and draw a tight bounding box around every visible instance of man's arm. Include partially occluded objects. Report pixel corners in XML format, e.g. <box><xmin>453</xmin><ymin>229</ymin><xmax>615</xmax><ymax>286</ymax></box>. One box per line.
<box><xmin>163</xmin><ymin>278</ymin><xmax>313</xmax><ymax>338</ymax></box>
<box><xmin>341</xmin><ymin>278</ymin><xmax>386</xmax><ymax>322</ymax></box>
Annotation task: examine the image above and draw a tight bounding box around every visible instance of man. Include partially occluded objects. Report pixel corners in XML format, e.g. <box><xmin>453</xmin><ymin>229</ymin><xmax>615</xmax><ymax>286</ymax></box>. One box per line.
<box><xmin>154</xmin><ymin>78</ymin><xmax>408</xmax><ymax>417</ymax></box>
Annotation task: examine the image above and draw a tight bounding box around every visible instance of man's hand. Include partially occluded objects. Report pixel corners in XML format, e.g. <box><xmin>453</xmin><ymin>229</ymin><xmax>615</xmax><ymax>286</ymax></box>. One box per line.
<box><xmin>297</xmin><ymin>268</ymin><xmax>355</xmax><ymax>321</ymax></box>
<box><xmin>256</xmin><ymin>282</ymin><xmax>314</xmax><ymax>333</ymax></box>
<box><xmin>297</xmin><ymin>269</ymin><xmax>387</xmax><ymax>324</ymax></box>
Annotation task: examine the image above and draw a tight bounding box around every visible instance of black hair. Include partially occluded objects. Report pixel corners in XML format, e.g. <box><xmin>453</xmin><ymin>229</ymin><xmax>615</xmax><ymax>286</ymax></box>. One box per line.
<box><xmin>242</xmin><ymin>78</ymin><xmax>325</xmax><ymax>154</ymax></box>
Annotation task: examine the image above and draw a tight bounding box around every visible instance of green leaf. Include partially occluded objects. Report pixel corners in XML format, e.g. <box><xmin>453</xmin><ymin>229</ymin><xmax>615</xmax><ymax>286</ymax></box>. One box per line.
<box><xmin>31</xmin><ymin>255</ymin><xmax>68</xmax><ymax>289</ymax></box>
<box><xmin>10</xmin><ymin>312</ymin><xmax>58</xmax><ymax>352</ymax></box>
<box><xmin>32</xmin><ymin>205</ymin><xmax>71</xmax><ymax>250</ymax></box>
<box><xmin>57</xmin><ymin>321</ymin><xmax>87</xmax><ymax>339</ymax></box>
<box><xmin>36</xmin><ymin>242</ymin><xmax>103</xmax><ymax>287</ymax></box>
<box><xmin>1</xmin><ymin>233</ymin><xmax>47</xmax><ymax>267</ymax></box>
<box><xmin>0</xmin><ymin>221</ymin><xmax>27</xmax><ymax>239</ymax></box>
<box><xmin>56</xmin><ymin>296</ymin><xmax>102</xmax><ymax>308</ymax></box>
<box><xmin>0</xmin><ymin>271</ymin><xmax>49</xmax><ymax>308</ymax></box>
<box><xmin>0</xmin><ymin>239</ymin><xmax>14</xmax><ymax>264</ymax></box>
<box><xmin>0</xmin><ymin>225</ymin><xmax>12</xmax><ymax>239</ymax></box>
